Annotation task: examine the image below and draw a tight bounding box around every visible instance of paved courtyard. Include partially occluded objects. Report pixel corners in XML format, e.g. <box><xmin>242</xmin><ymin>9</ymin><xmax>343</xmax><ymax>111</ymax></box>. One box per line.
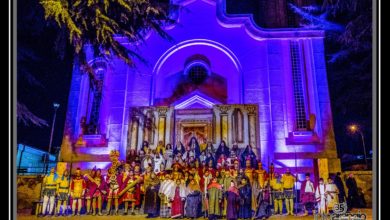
<box><xmin>17</xmin><ymin>209</ymin><xmax>373</xmax><ymax>220</ymax></box>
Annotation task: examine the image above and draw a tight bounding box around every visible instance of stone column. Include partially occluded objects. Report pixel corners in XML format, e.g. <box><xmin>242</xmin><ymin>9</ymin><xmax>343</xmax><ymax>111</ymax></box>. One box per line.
<box><xmin>317</xmin><ymin>158</ymin><xmax>329</xmax><ymax>181</ymax></box>
<box><xmin>143</xmin><ymin>110</ymin><xmax>154</xmax><ymax>144</ymax></box>
<box><xmin>246</xmin><ymin>105</ymin><xmax>257</xmax><ymax>147</ymax></box>
<box><xmin>219</xmin><ymin>106</ymin><xmax>230</xmax><ymax>144</ymax></box>
<box><xmin>212</xmin><ymin>113</ymin><xmax>216</xmax><ymax>143</ymax></box>
<box><xmin>129</xmin><ymin>109</ymin><xmax>139</xmax><ymax>151</ymax></box>
<box><xmin>157</xmin><ymin>107</ymin><xmax>168</xmax><ymax>145</ymax></box>
<box><xmin>232</xmin><ymin>108</ymin><xmax>244</xmax><ymax>143</ymax></box>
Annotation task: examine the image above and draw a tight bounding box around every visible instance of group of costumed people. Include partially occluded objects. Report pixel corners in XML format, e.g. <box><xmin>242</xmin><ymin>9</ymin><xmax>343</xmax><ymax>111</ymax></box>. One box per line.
<box><xmin>39</xmin><ymin>137</ymin><xmax>343</xmax><ymax>219</ymax></box>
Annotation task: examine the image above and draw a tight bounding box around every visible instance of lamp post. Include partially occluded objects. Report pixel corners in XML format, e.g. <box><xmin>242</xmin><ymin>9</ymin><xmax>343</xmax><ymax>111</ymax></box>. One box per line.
<box><xmin>44</xmin><ymin>102</ymin><xmax>60</xmax><ymax>173</ymax></box>
<box><xmin>348</xmin><ymin>124</ymin><xmax>368</xmax><ymax>168</ymax></box>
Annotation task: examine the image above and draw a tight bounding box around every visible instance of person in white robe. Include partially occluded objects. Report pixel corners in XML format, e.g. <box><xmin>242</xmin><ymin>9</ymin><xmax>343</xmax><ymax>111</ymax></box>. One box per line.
<box><xmin>153</xmin><ymin>153</ymin><xmax>166</xmax><ymax>173</ymax></box>
<box><xmin>164</xmin><ymin>144</ymin><xmax>174</xmax><ymax>170</ymax></box>
<box><xmin>315</xmin><ymin>178</ymin><xmax>327</xmax><ymax>215</ymax></box>
<box><xmin>325</xmin><ymin>177</ymin><xmax>339</xmax><ymax>213</ymax></box>
<box><xmin>159</xmin><ymin>174</ymin><xmax>176</xmax><ymax>218</ymax></box>
<box><xmin>141</xmin><ymin>154</ymin><xmax>154</xmax><ymax>172</ymax></box>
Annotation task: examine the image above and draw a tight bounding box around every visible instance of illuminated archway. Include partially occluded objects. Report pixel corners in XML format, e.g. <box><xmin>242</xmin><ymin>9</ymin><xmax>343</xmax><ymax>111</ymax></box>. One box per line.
<box><xmin>150</xmin><ymin>39</ymin><xmax>243</xmax><ymax>105</ymax></box>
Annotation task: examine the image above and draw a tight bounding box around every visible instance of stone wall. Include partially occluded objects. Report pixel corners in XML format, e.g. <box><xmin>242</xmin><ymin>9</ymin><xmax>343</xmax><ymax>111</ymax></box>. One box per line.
<box><xmin>17</xmin><ymin>176</ymin><xmax>42</xmax><ymax>212</ymax></box>
<box><xmin>341</xmin><ymin>171</ymin><xmax>373</xmax><ymax>208</ymax></box>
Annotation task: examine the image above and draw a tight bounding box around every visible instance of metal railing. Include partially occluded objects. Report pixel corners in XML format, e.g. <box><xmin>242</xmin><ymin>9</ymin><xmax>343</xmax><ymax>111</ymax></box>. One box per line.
<box><xmin>17</xmin><ymin>162</ymin><xmax>58</xmax><ymax>175</ymax></box>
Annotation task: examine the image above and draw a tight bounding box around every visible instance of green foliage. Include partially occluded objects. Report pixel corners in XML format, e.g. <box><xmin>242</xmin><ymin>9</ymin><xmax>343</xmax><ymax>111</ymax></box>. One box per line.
<box><xmin>40</xmin><ymin>0</ymin><xmax>173</xmax><ymax>71</ymax></box>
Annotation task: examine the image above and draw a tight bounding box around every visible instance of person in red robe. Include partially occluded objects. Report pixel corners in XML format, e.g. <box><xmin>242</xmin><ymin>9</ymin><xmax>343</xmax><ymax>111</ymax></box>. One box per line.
<box><xmin>84</xmin><ymin>167</ymin><xmax>96</xmax><ymax>215</ymax></box>
<box><xmin>83</xmin><ymin>168</ymin><xmax>107</xmax><ymax>216</ymax></box>
<box><xmin>217</xmin><ymin>154</ymin><xmax>227</xmax><ymax>169</ymax></box>
<box><xmin>119</xmin><ymin>166</ymin><xmax>140</xmax><ymax>215</ymax></box>
<box><xmin>170</xmin><ymin>179</ymin><xmax>187</xmax><ymax>218</ymax></box>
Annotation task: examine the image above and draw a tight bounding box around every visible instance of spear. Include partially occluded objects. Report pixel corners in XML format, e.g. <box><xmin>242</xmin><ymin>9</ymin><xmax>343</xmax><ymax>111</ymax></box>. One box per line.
<box><xmin>83</xmin><ymin>174</ymin><xmax>95</xmax><ymax>183</ymax></box>
<box><xmin>268</xmin><ymin>155</ymin><xmax>272</xmax><ymax>206</ymax></box>
<box><xmin>294</xmin><ymin>145</ymin><xmax>298</xmax><ymax>215</ymax></box>
<box><xmin>117</xmin><ymin>176</ymin><xmax>142</xmax><ymax>197</ymax></box>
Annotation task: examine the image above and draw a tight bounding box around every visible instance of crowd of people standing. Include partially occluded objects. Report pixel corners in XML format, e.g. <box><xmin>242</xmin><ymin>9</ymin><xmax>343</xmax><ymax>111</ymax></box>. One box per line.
<box><xmin>37</xmin><ymin>137</ymin><xmax>365</xmax><ymax>218</ymax></box>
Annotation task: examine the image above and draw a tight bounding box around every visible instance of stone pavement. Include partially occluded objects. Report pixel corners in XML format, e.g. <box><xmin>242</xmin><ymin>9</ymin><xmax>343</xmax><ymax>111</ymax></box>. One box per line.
<box><xmin>17</xmin><ymin>209</ymin><xmax>373</xmax><ymax>220</ymax></box>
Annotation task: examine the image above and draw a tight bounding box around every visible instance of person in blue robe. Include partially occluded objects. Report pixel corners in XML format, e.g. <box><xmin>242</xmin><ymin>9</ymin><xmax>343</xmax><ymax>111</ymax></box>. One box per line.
<box><xmin>185</xmin><ymin>179</ymin><xmax>202</xmax><ymax>219</ymax></box>
<box><xmin>240</xmin><ymin>145</ymin><xmax>257</xmax><ymax>168</ymax></box>
<box><xmin>238</xmin><ymin>178</ymin><xmax>252</xmax><ymax>219</ymax></box>
<box><xmin>188</xmin><ymin>137</ymin><xmax>201</xmax><ymax>158</ymax></box>
<box><xmin>173</xmin><ymin>141</ymin><xmax>185</xmax><ymax>156</ymax></box>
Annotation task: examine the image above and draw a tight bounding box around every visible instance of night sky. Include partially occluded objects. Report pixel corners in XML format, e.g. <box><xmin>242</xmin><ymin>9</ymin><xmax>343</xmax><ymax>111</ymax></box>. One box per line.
<box><xmin>17</xmin><ymin>0</ymin><xmax>373</xmax><ymax>165</ymax></box>
<box><xmin>17</xmin><ymin>0</ymin><xmax>73</xmax><ymax>153</ymax></box>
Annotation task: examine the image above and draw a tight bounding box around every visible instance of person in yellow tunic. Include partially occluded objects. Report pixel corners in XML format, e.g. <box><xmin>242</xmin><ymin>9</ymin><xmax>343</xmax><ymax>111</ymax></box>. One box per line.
<box><xmin>41</xmin><ymin>167</ymin><xmax>58</xmax><ymax>216</ymax></box>
<box><xmin>156</xmin><ymin>140</ymin><xmax>166</xmax><ymax>155</ymax></box>
<box><xmin>55</xmin><ymin>169</ymin><xmax>70</xmax><ymax>216</ymax></box>
<box><xmin>252</xmin><ymin>162</ymin><xmax>268</xmax><ymax>213</ymax></box>
<box><xmin>142</xmin><ymin>141</ymin><xmax>150</xmax><ymax>154</ymax></box>
<box><xmin>269</xmin><ymin>163</ymin><xmax>275</xmax><ymax>180</ymax></box>
<box><xmin>255</xmin><ymin>162</ymin><xmax>268</xmax><ymax>189</ymax></box>
<box><xmin>200</xmin><ymin>141</ymin><xmax>207</xmax><ymax>153</ymax></box>
<box><xmin>281</xmin><ymin>168</ymin><xmax>296</xmax><ymax>216</ymax></box>
<box><xmin>270</xmin><ymin>173</ymin><xmax>284</xmax><ymax>215</ymax></box>
<box><xmin>207</xmin><ymin>177</ymin><xmax>223</xmax><ymax>220</ymax></box>
<box><xmin>171</xmin><ymin>163</ymin><xmax>182</xmax><ymax>181</ymax></box>
<box><xmin>244</xmin><ymin>159</ymin><xmax>254</xmax><ymax>185</ymax></box>
<box><xmin>230</xmin><ymin>160</ymin><xmax>240</xmax><ymax>179</ymax></box>
<box><xmin>70</xmin><ymin>168</ymin><xmax>86</xmax><ymax>216</ymax></box>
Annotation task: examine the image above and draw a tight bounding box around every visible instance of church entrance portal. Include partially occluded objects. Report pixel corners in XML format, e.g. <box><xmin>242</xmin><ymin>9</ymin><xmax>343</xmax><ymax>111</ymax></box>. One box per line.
<box><xmin>127</xmin><ymin>104</ymin><xmax>259</xmax><ymax>157</ymax></box>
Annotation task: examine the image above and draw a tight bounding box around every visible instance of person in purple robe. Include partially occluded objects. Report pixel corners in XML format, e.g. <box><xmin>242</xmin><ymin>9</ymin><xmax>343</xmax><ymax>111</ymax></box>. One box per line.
<box><xmin>238</xmin><ymin>178</ymin><xmax>252</xmax><ymax>219</ymax></box>
<box><xmin>300</xmin><ymin>173</ymin><xmax>316</xmax><ymax>216</ymax></box>
<box><xmin>240</xmin><ymin>145</ymin><xmax>257</xmax><ymax>169</ymax></box>
<box><xmin>215</xmin><ymin>141</ymin><xmax>230</xmax><ymax>160</ymax></box>
<box><xmin>254</xmin><ymin>180</ymin><xmax>271</xmax><ymax>219</ymax></box>
<box><xmin>225</xmin><ymin>180</ymin><xmax>240</xmax><ymax>220</ymax></box>
<box><xmin>173</xmin><ymin>141</ymin><xmax>185</xmax><ymax>156</ymax></box>
<box><xmin>205</xmin><ymin>152</ymin><xmax>215</xmax><ymax>168</ymax></box>
<box><xmin>204</xmin><ymin>142</ymin><xmax>216</xmax><ymax>158</ymax></box>
<box><xmin>231</xmin><ymin>142</ymin><xmax>241</xmax><ymax>159</ymax></box>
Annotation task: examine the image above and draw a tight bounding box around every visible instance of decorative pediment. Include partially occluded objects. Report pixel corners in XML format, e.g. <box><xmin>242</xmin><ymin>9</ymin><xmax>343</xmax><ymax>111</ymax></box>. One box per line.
<box><xmin>173</xmin><ymin>91</ymin><xmax>221</xmax><ymax>109</ymax></box>
<box><xmin>168</xmin><ymin>0</ymin><xmax>323</xmax><ymax>39</ymax></box>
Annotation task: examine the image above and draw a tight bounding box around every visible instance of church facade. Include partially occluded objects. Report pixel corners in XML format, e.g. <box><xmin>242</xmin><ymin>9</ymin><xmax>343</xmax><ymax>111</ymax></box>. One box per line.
<box><xmin>59</xmin><ymin>0</ymin><xmax>340</xmax><ymax>176</ymax></box>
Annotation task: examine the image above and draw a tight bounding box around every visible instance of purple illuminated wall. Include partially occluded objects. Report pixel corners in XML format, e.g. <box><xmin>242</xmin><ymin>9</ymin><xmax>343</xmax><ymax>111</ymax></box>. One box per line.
<box><xmin>61</xmin><ymin>0</ymin><xmax>340</xmax><ymax>174</ymax></box>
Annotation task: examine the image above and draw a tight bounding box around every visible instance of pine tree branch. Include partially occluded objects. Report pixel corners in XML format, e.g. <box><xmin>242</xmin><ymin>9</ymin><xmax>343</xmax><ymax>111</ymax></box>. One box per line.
<box><xmin>17</xmin><ymin>102</ymin><xmax>49</xmax><ymax>127</ymax></box>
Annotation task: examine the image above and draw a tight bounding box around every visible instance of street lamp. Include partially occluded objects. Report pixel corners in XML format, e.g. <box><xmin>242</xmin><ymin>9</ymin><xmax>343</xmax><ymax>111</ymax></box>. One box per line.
<box><xmin>348</xmin><ymin>124</ymin><xmax>368</xmax><ymax>168</ymax></box>
<box><xmin>44</xmin><ymin>102</ymin><xmax>60</xmax><ymax>173</ymax></box>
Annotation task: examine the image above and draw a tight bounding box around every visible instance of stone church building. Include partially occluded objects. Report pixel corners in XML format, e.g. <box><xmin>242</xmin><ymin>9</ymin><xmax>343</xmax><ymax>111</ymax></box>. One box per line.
<box><xmin>59</xmin><ymin>0</ymin><xmax>340</xmax><ymax>177</ymax></box>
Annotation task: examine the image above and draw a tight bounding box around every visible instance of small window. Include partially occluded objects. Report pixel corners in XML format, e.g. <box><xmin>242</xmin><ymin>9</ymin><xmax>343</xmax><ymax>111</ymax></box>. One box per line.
<box><xmin>188</xmin><ymin>65</ymin><xmax>208</xmax><ymax>85</ymax></box>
